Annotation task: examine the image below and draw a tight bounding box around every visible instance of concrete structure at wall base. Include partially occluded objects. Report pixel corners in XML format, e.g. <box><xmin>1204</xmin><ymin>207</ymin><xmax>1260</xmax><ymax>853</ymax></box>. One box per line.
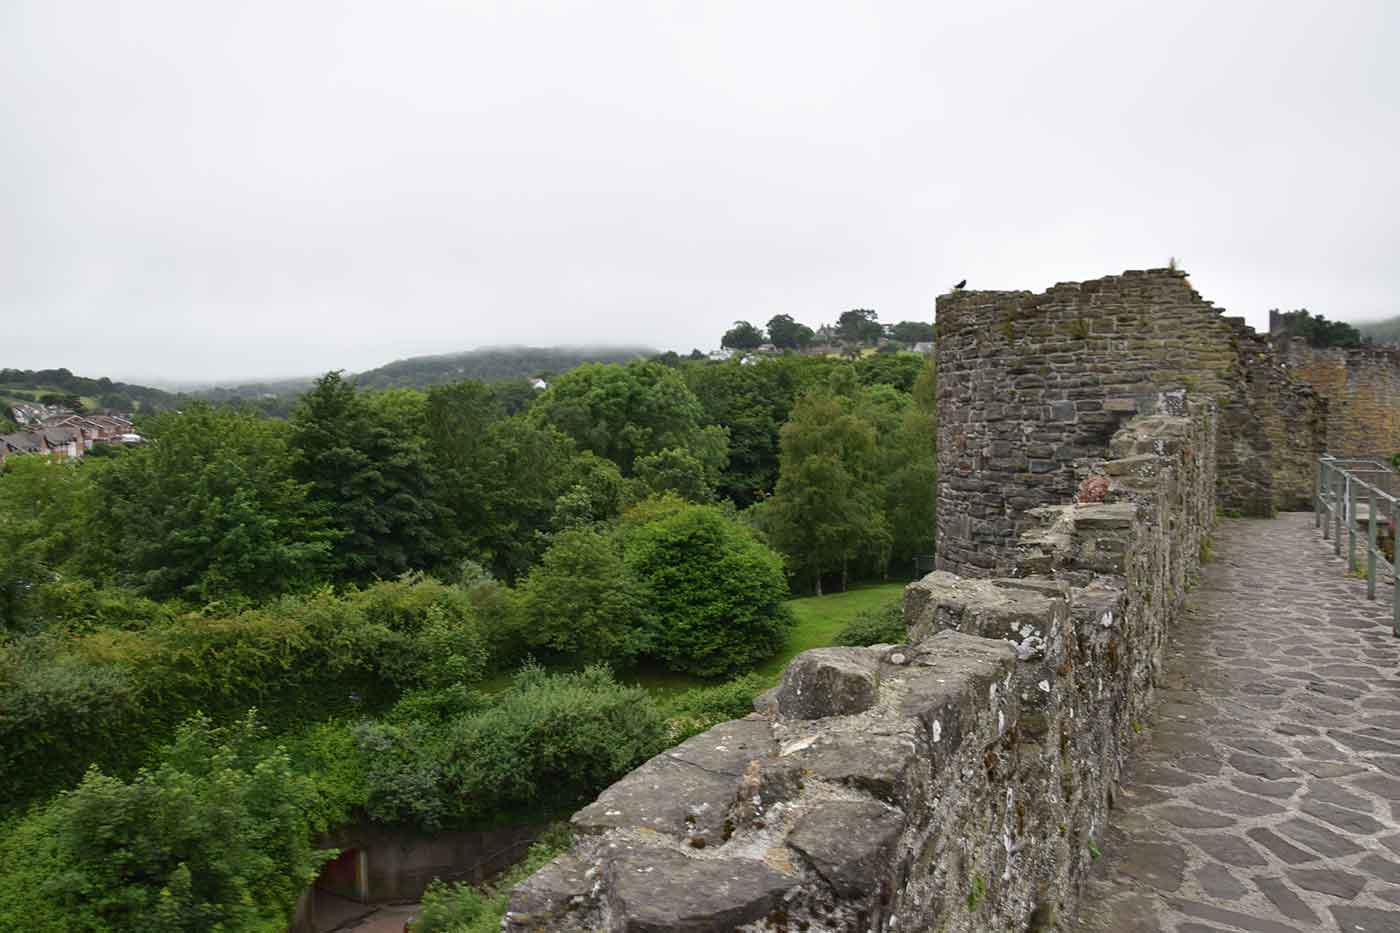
<box><xmin>505</xmin><ymin>399</ymin><xmax>1216</xmax><ymax>932</ymax></box>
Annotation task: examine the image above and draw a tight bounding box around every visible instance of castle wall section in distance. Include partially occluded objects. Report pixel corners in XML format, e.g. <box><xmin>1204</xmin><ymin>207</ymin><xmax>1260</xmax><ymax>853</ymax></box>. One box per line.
<box><xmin>1274</xmin><ymin>333</ymin><xmax>1400</xmax><ymax>459</ymax></box>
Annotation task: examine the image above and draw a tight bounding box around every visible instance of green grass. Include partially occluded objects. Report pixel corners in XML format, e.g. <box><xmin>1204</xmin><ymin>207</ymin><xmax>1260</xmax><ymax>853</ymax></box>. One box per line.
<box><xmin>753</xmin><ymin>582</ymin><xmax>907</xmax><ymax>680</ymax></box>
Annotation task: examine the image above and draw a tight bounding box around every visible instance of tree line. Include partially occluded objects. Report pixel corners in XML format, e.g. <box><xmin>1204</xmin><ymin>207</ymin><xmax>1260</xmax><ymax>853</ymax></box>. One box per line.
<box><xmin>720</xmin><ymin>309</ymin><xmax>934</xmax><ymax>351</ymax></box>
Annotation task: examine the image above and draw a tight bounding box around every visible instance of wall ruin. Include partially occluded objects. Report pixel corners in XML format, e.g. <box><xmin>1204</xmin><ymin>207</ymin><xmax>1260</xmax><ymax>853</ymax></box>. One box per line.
<box><xmin>936</xmin><ymin>268</ymin><xmax>1320</xmax><ymax>577</ymax></box>
<box><xmin>1274</xmin><ymin>334</ymin><xmax>1400</xmax><ymax>460</ymax></box>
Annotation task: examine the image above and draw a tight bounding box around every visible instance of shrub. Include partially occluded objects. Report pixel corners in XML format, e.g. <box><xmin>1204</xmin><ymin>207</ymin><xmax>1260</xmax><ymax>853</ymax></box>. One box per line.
<box><xmin>834</xmin><ymin>597</ymin><xmax>907</xmax><ymax>646</ymax></box>
<box><xmin>442</xmin><ymin>664</ymin><xmax>665</xmax><ymax>823</ymax></box>
<box><xmin>0</xmin><ymin>576</ymin><xmax>499</xmax><ymax>814</ymax></box>
<box><xmin>27</xmin><ymin>579</ymin><xmax>181</xmax><ymax>634</ymax></box>
<box><xmin>519</xmin><ymin>528</ymin><xmax>649</xmax><ymax>665</ymax></box>
<box><xmin>660</xmin><ymin>672</ymin><xmax>769</xmax><ymax>742</ymax></box>
<box><xmin>0</xmin><ymin>712</ymin><xmax>332</xmax><ymax>933</ymax></box>
<box><xmin>623</xmin><ymin>499</ymin><xmax>791</xmax><ymax>676</ymax></box>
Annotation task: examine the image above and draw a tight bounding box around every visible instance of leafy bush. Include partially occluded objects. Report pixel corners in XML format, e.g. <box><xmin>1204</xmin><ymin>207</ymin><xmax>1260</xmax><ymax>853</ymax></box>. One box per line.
<box><xmin>0</xmin><ymin>577</ymin><xmax>500</xmax><ymax>813</ymax></box>
<box><xmin>834</xmin><ymin>597</ymin><xmax>907</xmax><ymax>646</ymax></box>
<box><xmin>623</xmin><ymin>499</ymin><xmax>791</xmax><ymax>676</ymax></box>
<box><xmin>358</xmin><ymin>665</ymin><xmax>664</xmax><ymax>829</ymax></box>
<box><xmin>411</xmin><ymin>825</ymin><xmax>574</xmax><ymax>933</ymax></box>
<box><xmin>283</xmin><ymin>719</ymin><xmax>371</xmax><ymax>833</ymax></box>
<box><xmin>84</xmin><ymin>403</ymin><xmax>335</xmax><ymax>602</ymax></box>
<box><xmin>519</xmin><ymin>528</ymin><xmax>649</xmax><ymax>665</ymax></box>
<box><xmin>444</xmin><ymin>664</ymin><xmax>665</xmax><ymax>822</ymax></box>
<box><xmin>660</xmin><ymin>672</ymin><xmax>768</xmax><ymax>742</ymax></box>
<box><xmin>0</xmin><ymin>713</ymin><xmax>332</xmax><ymax>933</ymax></box>
<box><xmin>27</xmin><ymin>578</ymin><xmax>181</xmax><ymax>634</ymax></box>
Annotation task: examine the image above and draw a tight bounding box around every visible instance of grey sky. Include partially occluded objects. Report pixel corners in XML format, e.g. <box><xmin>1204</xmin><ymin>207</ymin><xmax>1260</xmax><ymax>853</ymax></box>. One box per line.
<box><xmin>3</xmin><ymin>1</ymin><xmax>1396</xmax><ymax>384</ymax></box>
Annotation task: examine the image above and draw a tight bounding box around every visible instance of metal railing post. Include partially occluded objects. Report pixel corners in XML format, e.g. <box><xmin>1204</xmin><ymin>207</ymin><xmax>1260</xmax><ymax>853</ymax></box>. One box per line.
<box><xmin>1368</xmin><ymin>489</ymin><xmax>1378</xmax><ymax>601</ymax></box>
<box><xmin>1349</xmin><ymin>477</ymin><xmax>1358</xmax><ymax>573</ymax></box>
<box><xmin>1335</xmin><ymin>469</ymin><xmax>1344</xmax><ymax>557</ymax></box>
<box><xmin>1392</xmin><ymin>532</ymin><xmax>1399</xmax><ymax>638</ymax></box>
<box><xmin>1317</xmin><ymin>459</ymin><xmax>1326</xmax><ymax>529</ymax></box>
<box><xmin>1323</xmin><ymin>460</ymin><xmax>1332</xmax><ymax>539</ymax></box>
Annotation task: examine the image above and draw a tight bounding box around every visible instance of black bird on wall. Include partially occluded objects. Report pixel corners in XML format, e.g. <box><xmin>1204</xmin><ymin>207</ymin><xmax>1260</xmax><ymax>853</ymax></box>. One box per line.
<box><xmin>953</xmin><ymin>279</ymin><xmax>966</xmax><ymax>290</ymax></box>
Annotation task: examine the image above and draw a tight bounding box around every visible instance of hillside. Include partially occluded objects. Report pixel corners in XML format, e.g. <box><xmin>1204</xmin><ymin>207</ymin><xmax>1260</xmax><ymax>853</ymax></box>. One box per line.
<box><xmin>1355</xmin><ymin>316</ymin><xmax>1400</xmax><ymax>346</ymax></box>
<box><xmin>348</xmin><ymin>345</ymin><xmax>656</xmax><ymax>390</ymax></box>
<box><xmin>0</xmin><ymin>368</ymin><xmax>178</xmax><ymax>415</ymax></box>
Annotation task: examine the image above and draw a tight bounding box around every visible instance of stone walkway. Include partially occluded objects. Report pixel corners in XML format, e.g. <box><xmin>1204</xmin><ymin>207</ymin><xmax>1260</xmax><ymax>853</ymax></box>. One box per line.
<box><xmin>1078</xmin><ymin>512</ymin><xmax>1400</xmax><ymax>933</ymax></box>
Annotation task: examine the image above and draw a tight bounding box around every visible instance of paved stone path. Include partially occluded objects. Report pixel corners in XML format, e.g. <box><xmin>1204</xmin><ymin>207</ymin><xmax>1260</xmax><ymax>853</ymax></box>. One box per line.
<box><xmin>1078</xmin><ymin>512</ymin><xmax>1400</xmax><ymax>933</ymax></box>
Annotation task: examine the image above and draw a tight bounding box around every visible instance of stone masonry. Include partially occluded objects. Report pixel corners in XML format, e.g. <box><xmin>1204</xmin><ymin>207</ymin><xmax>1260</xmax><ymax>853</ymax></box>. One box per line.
<box><xmin>1275</xmin><ymin>331</ymin><xmax>1400</xmax><ymax>462</ymax></box>
<box><xmin>505</xmin><ymin>398</ymin><xmax>1217</xmax><ymax>932</ymax></box>
<box><xmin>936</xmin><ymin>269</ymin><xmax>1323</xmax><ymax>578</ymax></box>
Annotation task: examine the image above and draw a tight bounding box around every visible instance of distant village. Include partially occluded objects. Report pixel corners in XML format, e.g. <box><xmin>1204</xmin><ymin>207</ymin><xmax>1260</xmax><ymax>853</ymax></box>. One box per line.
<box><xmin>0</xmin><ymin>402</ymin><xmax>140</xmax><ymax>463</ymax></box>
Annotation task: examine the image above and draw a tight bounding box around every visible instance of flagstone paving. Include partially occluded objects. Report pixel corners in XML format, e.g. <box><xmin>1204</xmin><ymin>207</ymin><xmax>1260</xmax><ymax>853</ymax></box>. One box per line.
<box><xmin>1077</xmin><ymin>512</ymin><xmax>1400</xmax><ymax>933</ymax></box>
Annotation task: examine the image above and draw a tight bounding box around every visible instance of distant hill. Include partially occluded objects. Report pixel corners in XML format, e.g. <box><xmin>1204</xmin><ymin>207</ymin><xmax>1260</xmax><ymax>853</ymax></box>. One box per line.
<box><xmin>349</xmin><ymin>345</ymin><xmax>656</xmax><ymax>390</ymax></box>
<box><xmin>0</xmin><ymin>368</ymin><xmax>178</xmax><ymax>414</ymax></box>
<box><xmin>1355</xmin><ymin>317</ymin><xmax>1400</xmax><ymax>346</ymax></box>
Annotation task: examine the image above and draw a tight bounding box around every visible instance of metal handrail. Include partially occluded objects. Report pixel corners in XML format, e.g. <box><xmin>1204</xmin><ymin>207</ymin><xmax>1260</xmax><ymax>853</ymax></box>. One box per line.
<box><xmin>1316</xmin><ymin>455</ymin><xmax>1400</xmax><ymax>637</ymax></box>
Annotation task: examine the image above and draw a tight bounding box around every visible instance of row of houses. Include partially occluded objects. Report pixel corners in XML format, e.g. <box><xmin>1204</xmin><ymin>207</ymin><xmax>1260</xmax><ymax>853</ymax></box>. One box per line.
<box><xmin>0</xmin><ymin>412</ymin><xmax>139</xmax><ymax>464</ymax></box>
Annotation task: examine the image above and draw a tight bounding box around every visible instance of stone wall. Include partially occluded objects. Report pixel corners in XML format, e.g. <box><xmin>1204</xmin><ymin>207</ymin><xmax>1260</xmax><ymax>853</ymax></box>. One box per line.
<box><xmin>1275</xmin><ymin>336</ymin><xmax>1400</xmax><ymax>460</ymax></box>
<box><xmin>935</xmin><ymin>269</ymin><xmax>1319</xmax><ymax>577</ymax></box>
<box><xmin>504</xmin><ymin>400</ymin><xmax>1216</xmax><ymax>932</ymax></box>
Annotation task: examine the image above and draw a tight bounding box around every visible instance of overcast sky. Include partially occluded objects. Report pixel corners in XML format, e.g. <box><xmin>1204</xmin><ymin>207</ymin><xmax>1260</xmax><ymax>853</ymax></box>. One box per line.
<box><xmin>3</xmin><ymin>1</ymin><xmax>1396</xmax><ymax>384</ymax></box>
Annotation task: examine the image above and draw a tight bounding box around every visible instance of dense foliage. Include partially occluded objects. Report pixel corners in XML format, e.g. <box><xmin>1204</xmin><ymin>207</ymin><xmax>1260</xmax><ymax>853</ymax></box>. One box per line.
<box><xmin>623</xmin><ymin>498</ymin><xmax>792</xmax><ymax>676</ymax></box>
<box><xmin>1273</xmin><ymin>308</ymin><xmax>1366</xmax><ymax>349</ymax></box>
<box><xmin>0</xmin><ymin>713</ymin><xmax>330</xmax><ymax>933</ymax></box>
<box><xmin>86</xmin><ymin>404</ymin><xmax>335</xmax><ymax>602</ymax></box>
<box><xmin>357</xmin><ymin>665</ymin><xmax>665</xmax><ymax>829</ymax></box>
<box><xmin>0</xmin><ymin>345</ymin><xmax>936</xmax><ymax>929</ymax></box>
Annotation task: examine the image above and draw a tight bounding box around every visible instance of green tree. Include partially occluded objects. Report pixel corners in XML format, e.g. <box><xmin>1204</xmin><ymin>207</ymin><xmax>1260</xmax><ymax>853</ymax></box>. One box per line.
<box><xmin>720</xmin><ymin>320</ymin><xmax>766</xmax><ymax>350</ymax></box>
<box><xmin>291</xmin><ymin>373</ymin><xmax>449</xmax><ymax>581</ymax></box>
<box><xmin>1272</xmin><ymin>308</ymin><xmax>1364</xmax><ymax>348</ymax></box>
<box><xmin>889</xmin><ymin>320</ymin><xmax>935</xmax><ymax>345</ymax></box>
<box><xmin>855</xmin><ymin>351</ymin><xmax>926</xmax><ymax>392</ymax></box>
<box><xmin>0</xmin><ymin>456</ymin><xmax>93</xmax><ymax>629</ymax></box>
<box><xmin>766</xmin><ymin>391</ymin><xmax>890</xmax><ymax>594</ymax></box>
<box><xmin>622</xmin><ymin>497</ymin><xmax>790</xmax><ymax>676</ymax></box>
<box><xmin>86</xmin><ymin>404</ymin><xmax>333</xmax><ymax>602</ymax></box>
<box><xmin>471</xmin><ymin>417</ymin><xmax>580</xmax><ymax>579</ymax></box>
<box><xmin>766</xmin><ymin>314</ymin><xmax>815</xmax><ymax>350</ymax></box>
<box><xmin>425</xmin><ymin>380</ymin><xmax>503</xmax><ymax>565</ymax></box>
<box><xmin>0</xmin><ymin>712</ymin><xmax>332</xmax><ymax>933</ymax></box>
<box><xmin>519</xmin><ymin>528</ymin><xmax>649</xmax><ymax>664</ymax></box>
<box><xmin>836</xmin><ymin>308</ymin><xmax>882</xmax><ymax>345</ymax></box>
<box><xmin>681</xmin><ymin>356</ymin><xmax>845</xmax><ymax>506</ymax></box>
<box><xmin>529</xmin><ymin>361</ymin><xmax>721</xmax><ymax>476</ymax></box>
<box><xmin>635</xmin><ymin>446</ymin><xmax>715</xmax><ymax>501</ymax></box>
<box><xmin>873</xmin><ymin>361</ymin><xmax>937</xmax><ymax>570</ymax></box>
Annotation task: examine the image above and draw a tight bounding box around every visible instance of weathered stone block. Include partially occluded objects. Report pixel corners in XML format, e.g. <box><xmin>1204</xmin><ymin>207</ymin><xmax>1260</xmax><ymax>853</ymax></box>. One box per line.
<box><xmin>775</xmin><ymin>647</ymin><xmax>881</xmax><ymax>719</ymax></box>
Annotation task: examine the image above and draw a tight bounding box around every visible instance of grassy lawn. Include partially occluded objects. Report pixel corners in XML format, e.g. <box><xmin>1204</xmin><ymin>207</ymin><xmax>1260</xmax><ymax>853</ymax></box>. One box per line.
<box><xmin>753</xmin><ymin>582</ymin><xmax>907</xmax><ymax>680</ymax></box>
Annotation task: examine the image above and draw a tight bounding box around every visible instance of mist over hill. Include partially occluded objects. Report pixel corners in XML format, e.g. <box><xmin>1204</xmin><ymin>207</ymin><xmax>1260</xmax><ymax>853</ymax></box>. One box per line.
<box><xmin>349</xmin><ymin>345</ymin><xmax>656</xmax><ymax>390</ymax></box>
<box><xmin>1355</xmin><ymin>317</ymin><xmax>1400</xmax><ymax>346</ymax></box>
